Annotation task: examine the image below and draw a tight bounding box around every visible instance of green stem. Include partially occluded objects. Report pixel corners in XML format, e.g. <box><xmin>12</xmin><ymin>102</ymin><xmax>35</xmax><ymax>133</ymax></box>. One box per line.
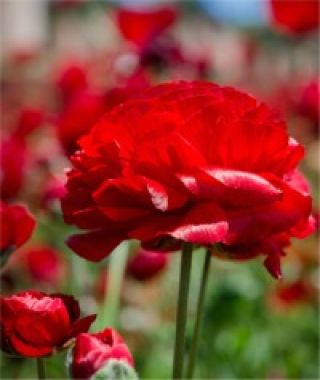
<box><xmin>71</xmin><ymin>254</ymin><xmax>87</xmax><ymax>296</ymax></box>
<box><xmin>172</xmin><ymin>243</ymin><xmax>193</xmax><ymax>379</ymax></box>
<box><xmin>185</xmin><ymin>249</ymin><xmax>211</xmax><ymax>379</ymax></box>
<box><xmin>36</xmin><ymin>358</ymin><xmax>46</xmax><ymax>380</ymax></box>
<box><xmin>96</xmin><ymin>242</ymin><xmax>130</xmax><ymax>329</ymax></box>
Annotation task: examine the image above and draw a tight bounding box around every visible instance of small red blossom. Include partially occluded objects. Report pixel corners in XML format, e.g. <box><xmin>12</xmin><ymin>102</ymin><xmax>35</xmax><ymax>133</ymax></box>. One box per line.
<box><xmin>127</xmin><ymin>248</ymin><xmax>169</xmax><ymax>281</ymax></box>
<box><xmin>55</xmin><ymin>62</ymin><xmax>88</xmax><ymax>105</ymax></box>
<box><xmin>0</xmin><ymin>137</ymin><xmax>27</xmax><ymax>200</ymax></box>
<box><xmin>13</xmin><ymin>107</ymin><xmax>45</xmax><ymax>140</ymax></box>
<box><xmin>62</xmin><ymin>81</ymin><xmax>313</xmax><ymax>277</ymax></box>
<box><xmin>296</xmin><ymin>79</ymin><xmax>319</xmax><ymax>130</ymax></box>
<box><xmin>0</xmin><ymin>291</ymin><xmax>96</xmax><ymax>358</ymax></box>
<box><xmin>70</xmin><ymin>328</ymin><xmax>134</xmax><ymax>379</ymax></box>
<box><xmin>116</xmin><ymin>7</ymin><xmax>177</xmax><ymax>47</ymax></box>
<box><xmin>270</xmin><ymin>0</ymin><xmax>319</xmax><ymax>34</ymax></box>
<box><xmin>22</xmin><ymin>246</ymin><xmax>65</xmax><ymax>285</ymax></box>
<box><xmin>267</xmin><ymin>279</ymin><xmax>317</xmax><ymax>311</ymax></box>
<box><xmin>0</xmin><ymin>202</ymin><xmax>36</xmax><ymax>265</ymax></box>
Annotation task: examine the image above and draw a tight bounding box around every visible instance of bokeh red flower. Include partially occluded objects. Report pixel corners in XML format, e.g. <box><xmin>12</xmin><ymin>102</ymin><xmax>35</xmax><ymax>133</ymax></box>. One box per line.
<box><xmin>22</xmin><ymin>245</ymin><xmax>66</xmax><ymax>285</ymax></box>
<box><xmin>0</xmin><ymin>291</ymin><xmax>96</xmax><ymax>357</ymax></box>
<box><xmin>55</xmin><ymin>61</ymin><xmax>88</xmax><ymax>105</ymax></box>
<box><xmin>0</xmin><ymin>138</ymin><xmax>27</xmax><ymax>201</ymax></box>
<box><xmin>270</xmin><ymin>0</ymin><xmax>319</xmax><ymax>34</ymax></box>
<box><xmin>0</xmin><ymin>202</ymin><xmax>36</xmax><ymax>265</ymax></box>
<box><xmin>70</xmin><ymin>327</ymin><xmax>134</xmax><ymax>379</ymax></box>
<box><xmin>127</xmin><ymin>248</ymin><xmax>169</xmax><ymax>281</ymax></box>
<box><xmin>116</xmin><ymin>7</ymin><xmax>177</xmax><ymax>48</ymax></box>
<box><xmin>61</xmin><ymin>81</ymin><xmax>313</xmax><ymax>277</ymax></box>
<box><xmin>267</xmin><ymin>279</ymin><xmax>317</xmax><ymax>312</ymax></box>
<box><xmin>296</xmin><ymin>79</ymin><xmax>319</xmax><ymax>131</ymax></box>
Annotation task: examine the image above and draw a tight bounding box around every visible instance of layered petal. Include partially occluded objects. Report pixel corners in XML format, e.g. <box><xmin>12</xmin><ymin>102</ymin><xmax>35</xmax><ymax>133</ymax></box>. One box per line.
<box><xmin>0</xmin><ymin>291</ymin><xmax>95</xmax><ymax>358</ymax></box>
<box><xmin>66</xmin><ymin>231</ymin><xmax>125</xmax><ymax>262</ymax></box>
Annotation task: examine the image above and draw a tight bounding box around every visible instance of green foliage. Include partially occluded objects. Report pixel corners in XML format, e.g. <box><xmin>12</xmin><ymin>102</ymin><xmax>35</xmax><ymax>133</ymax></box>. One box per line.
<box><xmin>91</xmin><ymin>360</ymin><xmax>138</xmax><ymax>380</ymax></box>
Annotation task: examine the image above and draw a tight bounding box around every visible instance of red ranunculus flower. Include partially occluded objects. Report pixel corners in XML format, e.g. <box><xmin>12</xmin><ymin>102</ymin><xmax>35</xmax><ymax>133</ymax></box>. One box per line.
<box><xmin>127</xmin><ymin>248</ymin><xmax>169</xmax><ymax>281</ymax></box>
<box><xmin>0</xmin><ymin>137</ymin><xmax>27</xmax><ymax>201</ymax></box>
<box><xmin>70</xmin><ymin>328</ymin><xmax>134</xmax><ymax>379</ymax></box>
<box><xmin>267</xmin><ymin>279</ymin><xmax>317</xmax><ymax>311</ymax></box>
<box><xmin>55</xmin><ymin>62</ymin><xmax>88</xmax><ymax>105</ymax></box>
<box><xmin>0</xmin><ymin>202</ymin><xmax>36</xmax><ymax>265</ymax></box>
<box><xmin>13</xmin><ymin>107</ymin><xmax>45</xmax><ymax>140</ymax></box>
<box><xmin>116</xmin><ymin>7</ymin><xmax>177</xmax><ymax>47</ymax></box>
<box><xmin>61</xmin><ymin>81</ymin><xmax>313</xmax><ymax>277</ymax></box>
<box><xmin>0</xmin><ymin>291</ymin><xmax>96</xmax><ymax>357</ymax></box>
<box><xmin>296</xmin><ymin>79</ymin><xmax>319</xmax><ymax>130</ymax></box>
<box><xmin>22</xmin><ymin>245</ymin><xmax>65</xmax><ymax>285</ymax></box>
<box><xmin>270</xmin><ymin>0</ymin><xmax>319</xmax><ymax>34</ymax></box>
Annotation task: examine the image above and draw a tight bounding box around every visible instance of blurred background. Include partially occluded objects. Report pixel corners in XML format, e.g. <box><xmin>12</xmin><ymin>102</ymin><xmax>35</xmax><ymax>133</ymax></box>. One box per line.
<box><xmin>0</xmin><ymin>0</ymin><xmax>319</xmax><ymax>379</ymax></box>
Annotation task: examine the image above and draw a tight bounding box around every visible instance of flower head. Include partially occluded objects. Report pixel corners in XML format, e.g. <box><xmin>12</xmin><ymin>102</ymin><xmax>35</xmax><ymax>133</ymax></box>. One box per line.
<box><xmin>0</xmin><ymin>202</ymin><xmax>36</xmax><ymax>266</ymax></box>
<box><xmin>70</xmin><ymin>328</ymin><xmax>134</xmax><ymax>379</ymax></box>
<box><xmin>55</xmin><ymin>62</ymin><xmax>88</xmax><ymax>105</ymax></box>
<box><xmin>296</xmin><ymin>79</ymin><xmax>319</xmax><ymax>130</ymax></box>
<box><xmin>0</xmin><ymin>291</ymin><xmax>96</xmax><ymax>357</ymax></box>
<box><xmin>22</xmin><ymin>245</ymin><xmax>66</xmax><ymax>285</ymax></box>
<box><xmin>62</xmin><ymin>81</ymin><xmax>313</xmax><ymax>276</ymax></box>
<box><xmin>127</xmin><ymin>248</ymin><xmax>169</xmax><ymax>281</ymax></box>
<box><xmin>0</xmin><ymin>138</ymin><xmax>27</xmax><ymax>200</ymax></box>
<box><xmin>270</xmin><ymin>0</ymin><xmax>319</xmax><ymax>34</ymax></box>
<box><xmin>116</xmin><ymin>7</ymin><xmax>177</xmax><ymax>47</ymax></box>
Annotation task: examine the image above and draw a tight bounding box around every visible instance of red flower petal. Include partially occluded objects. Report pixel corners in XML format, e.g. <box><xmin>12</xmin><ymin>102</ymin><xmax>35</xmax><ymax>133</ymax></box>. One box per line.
<box><xmin>10</xmin><ymin>335</ymin><xmax>53</xmax><ymax>358</ymax></box>
<box><xmin>224</xmin><ymin>183</ymin><xmax>312</xmax><ymax>244</ymax></box>
<box><xmin>116</xmin><ymin>7</ymin><xmax>177</xmax><ymax>46</ymax></box>
<box><xmin>68</xmin><ymin>314</ymin><xmax>96</xmax><ymax>339</ymax></box>
<box><xmin>66</xmin><ymin>231</ymin><xmax>124</xmax><ymax>262</ymax></box>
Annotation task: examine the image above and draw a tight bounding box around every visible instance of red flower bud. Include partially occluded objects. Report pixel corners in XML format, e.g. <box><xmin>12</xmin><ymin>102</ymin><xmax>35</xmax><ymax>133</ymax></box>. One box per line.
<box><xmin>71</xmin><ymin>328</ymin><xmax>134</xmax><ymax>379</ymax></box>
<box><xmin>0</xmin><ymin>202</ymin><xmax>36</xmax><ymax>265</ymax></box>
<box><xmin>270</xmin><ymin>0</ymin><xmax>319</xmax><ymax>35</ymax></box>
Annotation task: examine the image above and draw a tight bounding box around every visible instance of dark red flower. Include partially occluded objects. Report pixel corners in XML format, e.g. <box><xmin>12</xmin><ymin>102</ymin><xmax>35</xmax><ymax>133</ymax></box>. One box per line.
<box><xmin>13</xmin><ymin>107</ymin><xmax>45</xmax><ymax>140</ymax></box>
<box><xmin>22</xmin><ymin>246</ymin><xmax>65</xmax><ymax>285</ymax></box>
<box><xmin>0</xmin><ymin>138</ymin><xmax>27</xmax><ymax>200</ymax></box>
<box><xmin>0</xmin><ymin>291</ymin><xmax>96</xmax><ymax>358</ymax></box>
<box><xmin>270</xmin><ymin>0</ymin><xmax>319</xmax><ymax>34</ymax></box>
<box><xmin>0</xmin><ymin>202</ymin><xmax>36</xmax><ymax>265</ymax></box>
<box><xmin>267</xmin><ymin>279</ymin><xmax>317</xmax><ymax>311</ymax></box>
<box><xmin>55</xmin><ymin>62</ymin><xmax>88</xmax><ymax>105</ymax></box>
<box><xmin>71</xmin><ymin>328</ymin><xmax>134</xmax><ymax>379</ymax></box>
<box><xmin>296</xmin><ymin>79</ymin><xmax>319</xmax><ymax>129</ymax></box>
<box><xmin>116</xmin><ymin>7</ymin><xmax>177</xmax><ymax>47</ymax></box>
<box><xmin>61</xmin><ymin>81</ymin><xmax>313</xmax><ymax>276</ymax></box>
<box><xmin>127</xmin><ymin>248</ymin><xmax>169</xmax><ymax>281</ymax></box>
